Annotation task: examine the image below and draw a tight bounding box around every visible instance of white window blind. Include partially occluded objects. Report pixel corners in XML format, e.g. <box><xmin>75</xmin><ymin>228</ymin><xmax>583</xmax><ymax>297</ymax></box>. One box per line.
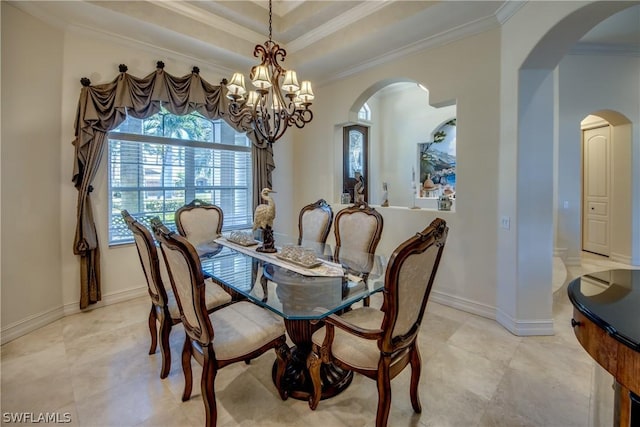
<box><xmin>108</xmin><ymin>109</ymin><xmax>252</xmax><ymax>244</ymax></box>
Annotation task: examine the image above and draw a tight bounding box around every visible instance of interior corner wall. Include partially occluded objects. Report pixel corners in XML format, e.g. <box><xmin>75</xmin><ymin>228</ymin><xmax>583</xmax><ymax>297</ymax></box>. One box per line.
<box><xmin>1</xmin><ymin>3</ymin><xmax>64</xmax><ymax>342</ymax></box>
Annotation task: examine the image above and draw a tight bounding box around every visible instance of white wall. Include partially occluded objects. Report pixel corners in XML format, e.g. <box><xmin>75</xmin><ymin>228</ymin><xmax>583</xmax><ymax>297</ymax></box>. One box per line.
<box><xmin>3</xmin><ymin>1</ymin><xmax>637</xmax><ymax>342</ymax></box>
<box><xmin>292</xmin><ymin>29</ymin><xmax>502</xmax><ymax>319</ymax></box>
<box><xmin>557</xmin><ymin>54</ymin><xmax>639</xmax><ymax>265</ymax></box>
<box><xmin>497</xmin><ymin>1</ymin><xmax>638</xmax><ymax>335</ymax></box>
<box><xmin>367</xmin><ymin>85</ymin><xmax>456</xmax><ymax>208</ymax></box>
<box><xmin>1</xmin><ymin>3</ymin><xmax>65</xmax><ymax>341</ymax></box>
<box><xmin>56</xmin><ymin>31</ymin><xmax>299</xmax><ymax>314</ymax></box>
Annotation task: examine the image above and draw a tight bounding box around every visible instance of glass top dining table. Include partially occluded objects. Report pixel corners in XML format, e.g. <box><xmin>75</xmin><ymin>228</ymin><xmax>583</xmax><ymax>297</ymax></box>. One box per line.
<box><xmin>196</xmin><ymin>233</ymin><xmax>388</xmax><ymax>401</ymax></box>
<box><xmin>197</xmin><ymin>234</ymin><xmax>387</xmax><ymax>321</ymax></box>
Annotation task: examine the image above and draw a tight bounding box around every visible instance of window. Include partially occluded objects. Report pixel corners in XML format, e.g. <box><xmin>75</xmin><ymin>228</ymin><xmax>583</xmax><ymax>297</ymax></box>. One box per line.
<box><xmin>358</xmin><ymin>102</ymin><xmax>371</xmax><ymax>121</ymax></box>
<box><xmin>108</xmin><ymin>108</ymin><xmax>252</xmax><ymax>244</ymax></box>
<box><xmin>342</xmin><ymin>125</ymin><xmax>369</xmax><ymax>203</ymax></box>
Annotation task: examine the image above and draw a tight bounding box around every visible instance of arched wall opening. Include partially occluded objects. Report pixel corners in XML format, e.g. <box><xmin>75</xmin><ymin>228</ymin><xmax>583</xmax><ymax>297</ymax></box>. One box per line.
<box><xmin>574</xmin><ymin>111</ymin><xmax>633</xmax><ymax>264</ymax></box>
<box><xmin>501</xmin><ymin>1</ymin><xmax>639</xmax><ymax>335</ymax></box>
<box><xmin>334</xmin><ymin>78</ymin><xmax>457</xmax><ymax>210</ymax></box>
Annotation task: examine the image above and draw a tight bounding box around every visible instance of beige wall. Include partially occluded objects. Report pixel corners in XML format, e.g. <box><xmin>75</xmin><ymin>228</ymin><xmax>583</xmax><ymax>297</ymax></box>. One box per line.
<box><xmin>292</xmin><ymin>28</ymin><xmax>502</xmax><ymax>318</ymax></box>
<box><xmin>558</xmin><ymin>55</ymin><xmax>639</xmax><ymax>266</ymax></box>
<box><xmin>56</xmin><ymin>32</ymin><xmax>299</xmax><ymax>314</ymax></box>
<box><xmin>1</xmin><ymin>3</ymin><xmax>64</xmax><ymax>340</ymax></box>
<box><xmin>2</xmin><ymin>1</ymin><xmax>637</xmax><ymax>342</ymax></box>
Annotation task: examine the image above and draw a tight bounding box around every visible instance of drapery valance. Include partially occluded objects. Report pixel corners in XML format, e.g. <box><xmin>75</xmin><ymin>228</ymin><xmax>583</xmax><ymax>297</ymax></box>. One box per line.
<box><xmin>72</xmin><ymin>62</ymin><xmax>274</xmax><ymax>309</ymax></box>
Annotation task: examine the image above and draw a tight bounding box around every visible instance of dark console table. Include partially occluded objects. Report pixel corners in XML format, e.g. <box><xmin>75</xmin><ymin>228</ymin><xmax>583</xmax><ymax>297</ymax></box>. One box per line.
<box><xmin>568</xmin><ymin>269</ymin><xmax>639</xmax><ymax>427</ymax></box>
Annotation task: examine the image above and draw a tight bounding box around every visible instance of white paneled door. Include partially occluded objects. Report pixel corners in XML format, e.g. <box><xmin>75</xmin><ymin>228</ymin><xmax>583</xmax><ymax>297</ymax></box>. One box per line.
<box><xmin>582</xmin><ymin>126</ymin><xmax>611</xmax><ymax>256</ymax></box>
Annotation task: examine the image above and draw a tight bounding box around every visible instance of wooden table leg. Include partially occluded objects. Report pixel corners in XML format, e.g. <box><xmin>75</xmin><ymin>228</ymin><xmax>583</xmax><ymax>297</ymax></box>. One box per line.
<box><xmin>272</xmin><ymin>319</ymin><xmax>352</xmax><ymax>401</ymax></box>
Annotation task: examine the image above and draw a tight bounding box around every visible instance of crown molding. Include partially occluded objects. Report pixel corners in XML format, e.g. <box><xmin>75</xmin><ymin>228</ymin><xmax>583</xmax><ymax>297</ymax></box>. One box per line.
<box><xmin>321</xmin><ymin>14</ymin><xmax>500</xmax><ymax>86</ymax></box>
<box><xmin>569</xmin><ymin>42</ymin><xmax>640</xmax><ymax>57</ymax></box>
<box><xmin>253</xmin><ymin>0</ymin><xmax>306</xmax><ymax>17</ymax></box>
<box><xmin>65</xmin><ymin>23</ymin><xmax>236</xmax><ymax>78</ymax></box>
<box><xmin>287</xmin><ymin>1</ymin><xmax>392</xmax><ymax>53</ymax></box>
<box><xmin>150</xmin><ymin>1</ymin><xmax>266</xmax><ymax>46</ymax></box>
<box><xmin>494</xmin><ymin>0</ymin><xmax>527</xmax><ymax>24</ymax></box>
<box><xmin>7</xmin><ymin>0</ymin><xmax>68</xmax><ymax>30</ymax></box>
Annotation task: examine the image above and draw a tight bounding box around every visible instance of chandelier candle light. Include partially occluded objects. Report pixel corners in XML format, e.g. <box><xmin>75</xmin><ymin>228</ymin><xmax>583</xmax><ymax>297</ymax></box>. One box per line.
<box><xmin>227</xmin><ymin>0</ymin><xmax>314</xmax><ymax>144</ymax></box>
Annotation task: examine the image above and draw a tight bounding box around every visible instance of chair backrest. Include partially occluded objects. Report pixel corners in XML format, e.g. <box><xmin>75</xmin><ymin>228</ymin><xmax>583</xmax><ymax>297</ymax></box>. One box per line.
<box><xmin>122</xmin><ymin>210</ymin><xmax>169</xmax><ymax>307</ymax></box>
<box><xmin>380</xmin><ymin>218</ymin><xmax>448</xmax><ymax>353</ymax></box>
<box><xmin>333</xmin><ymin>202</ymin><xmax>383</xmax><ymax>273</ymax></box>
<box><xmin>175</xmin><ymin>199</ymin><xmax>224</xmax><ymax>247</ymax></box>
<box><xmin>152</xmin><ymin>218</ymin><xmax>213</xmax><ymax>345</ymax></box>
<box><xmin>298</xmin><ymin>199</ymin><xmax>333</xmax><ymax>245</ymax></box>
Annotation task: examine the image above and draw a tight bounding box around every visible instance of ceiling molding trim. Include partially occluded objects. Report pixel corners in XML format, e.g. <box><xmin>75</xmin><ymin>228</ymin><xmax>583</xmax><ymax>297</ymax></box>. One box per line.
<box><xmin>569</xmin><ymin>42</ymin><xmax>640</xmax><ymax>57</ymax></box>
<box><xmin>320</xmin><ymin>15</ymin><xmax>499</xmax><ymax>86</ymax></box>
<box><xmin>150</xmin><ymin>1</ymin><xmax>266</xmax><ymax>46</ymax></box>
<box><xmin>7</xmin><ymin>1</ymin><xmax>68</xmax><ymax>30</ymax></box>
<box><xmin>494</xmin><ymin>0</ymin><xmax>527</xmax><ymax>25</ymax></box>
<box><xmin>65</xmin><ymin>24</ymin><xmax>236</xmax><ymax>78</ymax></box>
<box><xmin>287</xmin><ymin>1</ymin><xmax>393</xmax><ymax>53</ymax></box>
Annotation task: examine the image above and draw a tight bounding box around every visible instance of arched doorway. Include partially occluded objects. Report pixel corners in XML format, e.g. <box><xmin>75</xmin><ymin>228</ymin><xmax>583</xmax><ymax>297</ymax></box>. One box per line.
<box><xmin>500</xmin><ymin>2</ymin><xmax>639</xmax><ymax>335</ymax></box>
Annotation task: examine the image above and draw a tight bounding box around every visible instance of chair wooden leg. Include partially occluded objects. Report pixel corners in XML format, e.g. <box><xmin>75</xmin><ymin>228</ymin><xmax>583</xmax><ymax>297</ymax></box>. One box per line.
<box><xmin>376</xmin><ymin>357</ymin><xmax>392</xmax><ymax>427</ymax></box>
<box><xmin>148</xmin><ymin>304</ymin><xmax>158</xmax><ymax>355</ymax></box>
<box><xmin>409</xmin><ymin>345</ymin><xmax>422</xmax><ymax>413</ymax></box>
<box><xmin>181</xmin><ymin>333</ymin><xmax>193</xmax><ymax>401</ymax></box>
<box><xmin>157</xmin><ymin>310</ymin><xmax>172</xmax><ymax>379</ymax></box>
<box><xmin>363</xmin><ymin>296</ymin><xmax>370</xmax><ymax>307</ymax></box>
<box><xmin>307</xmin><ymin>349</ymin><xmax>322</xmax><ymax>410</ymax></box>
<box><xmin>201</xmin><ymin>345</ymin><xmax>218</xmax><ymax>427</ymax></box>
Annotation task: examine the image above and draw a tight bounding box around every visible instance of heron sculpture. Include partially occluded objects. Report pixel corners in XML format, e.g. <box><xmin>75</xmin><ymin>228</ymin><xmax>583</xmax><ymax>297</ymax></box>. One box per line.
<box><xmin>253</xmin><ymin>188</ymin><xmax>277</xmax><ymax>253</ymax></box>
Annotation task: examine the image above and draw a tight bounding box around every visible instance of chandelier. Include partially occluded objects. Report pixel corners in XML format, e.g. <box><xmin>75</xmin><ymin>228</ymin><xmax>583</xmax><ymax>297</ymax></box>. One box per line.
<box><xmin>226</xmin><ymin>0</ymin><xmax>314</xmax><ymax>144</ymax></box>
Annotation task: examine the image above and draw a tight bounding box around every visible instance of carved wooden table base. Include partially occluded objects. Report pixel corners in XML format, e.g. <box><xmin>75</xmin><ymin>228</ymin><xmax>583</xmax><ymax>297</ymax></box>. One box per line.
<box><xmin>272</xmin><ymin>319</ymin><xmax>353</xmax><ymax>401</ymax></box>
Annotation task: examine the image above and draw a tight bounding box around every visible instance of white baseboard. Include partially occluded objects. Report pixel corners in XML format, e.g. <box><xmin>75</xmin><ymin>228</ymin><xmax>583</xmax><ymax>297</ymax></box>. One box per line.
<box><xmin>495</xmin><ymin>308</ymin><xmax>555</xmax><ymax>336</ymax></box>
<box><xmin>553</xmin><ymin>247</ymin><xmax>568</xmax><ymax>259</ymax></box>
<box><xmin>565</xmin><ymin>255</ymin><xmax>582</xmax><ymax>266</ymax></box>
<box><xmin>430</xmin><ymin>290</ymin><xmax>496</xmax><ymax>320</ymax></box>
<box><xmin>63</xmin><ymin>286</ymin><xmax>148</xmax><ymax>316</ymax></box>
<box><xmin>1</xmin><ymin>306</ymin><xmax>64</xmax><ymax>345</ymax></box>
<box><xmin>1</xmin><ymin>286</ymin><xmax>148</xmax><ymax>345</ymax></box>
<box><xmin>609</xmin><ymin>252</ymin><xmax>632</xmax><ymax>265</ymax></box>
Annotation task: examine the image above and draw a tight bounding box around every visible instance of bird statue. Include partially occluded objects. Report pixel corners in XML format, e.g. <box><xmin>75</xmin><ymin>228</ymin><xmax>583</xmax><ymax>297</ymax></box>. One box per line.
<box><xmin>253</xmin><ymin>188</ymin><xmax>277</xmax><ymax>253</ymax></box>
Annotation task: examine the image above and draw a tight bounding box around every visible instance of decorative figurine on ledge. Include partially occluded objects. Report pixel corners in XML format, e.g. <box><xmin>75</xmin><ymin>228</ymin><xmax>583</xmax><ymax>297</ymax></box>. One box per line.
<box><xmin>381</xmin><ymin>182</ymin><xmax>389</xmax><ymax>207</ymax></box>
<box><xmin>354</xmin><ymin>171</ymin><xmax>365</xmax><ymax>203</ymax></box>
<box><xmin>253</xmin><ymin>187</ymin><xmax>277</xmax><ymax>253</ymax></box>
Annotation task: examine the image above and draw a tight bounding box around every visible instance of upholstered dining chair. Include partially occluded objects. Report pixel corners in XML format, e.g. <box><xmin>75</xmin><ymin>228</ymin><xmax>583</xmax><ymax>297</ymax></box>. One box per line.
<box><xmin>151</xmin><ymin>218</ymin><xmax>289</xmax><ymax>427</ymax></box>
<box><xmin>259</xmin><ymin>199</ymin><xmax>333</xmax><ymax>298</ymax></box>
<box><xmin>121</xmin><ymin>210</ymin><xmax>233</xmax><ymax>379</ymax></box>
<box><xmin>333</xmin><ymin>201</ymin><xmax>384</xmax><ymax>305</ymax></box>
<box><xmin>307</xmin><ymin>218</ymin><xmax>449</xmax><ymax>427</ymax></box>
<box><xmin>175</xmin><ymin>199</ymin><xmax>224</xmax><ymax>248</ymax></box>
<box><xmin>298</xmin><ymin>199</ymin><xmax>333</xmax><ymax>246</ymax></box>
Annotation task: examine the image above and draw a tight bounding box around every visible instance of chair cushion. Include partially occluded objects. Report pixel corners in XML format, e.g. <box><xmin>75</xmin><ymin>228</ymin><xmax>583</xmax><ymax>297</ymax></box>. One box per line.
<box><xmin>209</xmin><ymin>301</ymin><xmax>285</xmax><ymax>361</ymax></box>
<box><xmin>179</xmin><ymin>208</ymin><xmax>221</xmax><ymax>247</ymax></box>
<box><xmin>311</xmin><ymin>307</ymin><xmax>385</xmax><ymax>370</ymax></box>
<box><xmin>166</xmin><ymin>278</ymin><xmax>232</xmax><ymax>320</ymax></box>
<box><xmin>301</xmin><ymin>209</ymin><xmax>330</xmax><ymax>242</ymax></box>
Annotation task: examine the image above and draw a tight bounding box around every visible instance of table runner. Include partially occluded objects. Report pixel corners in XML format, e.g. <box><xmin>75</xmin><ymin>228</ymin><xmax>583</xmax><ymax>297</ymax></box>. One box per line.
<box><xmin>214</xmin><ymin>237</ymin><xmax>345</xmax><ymax>277</ymax></box>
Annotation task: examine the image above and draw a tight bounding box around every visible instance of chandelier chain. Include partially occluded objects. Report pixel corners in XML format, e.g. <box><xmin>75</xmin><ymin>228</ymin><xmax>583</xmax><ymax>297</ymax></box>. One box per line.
<box><xmin>226</xmin><ymin>0</ymin><xmax>314</xmax><ymax>144</ymax></box>
<box><xmin>268</xmin><ymin>0</ymin><xmax>273</xmax><ymax>42</ymax></box>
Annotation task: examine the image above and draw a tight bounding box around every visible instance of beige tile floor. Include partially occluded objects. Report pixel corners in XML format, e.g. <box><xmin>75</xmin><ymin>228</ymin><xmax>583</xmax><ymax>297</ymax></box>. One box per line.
<box><xmin>1</xmin><ymin>252</ymin><xmax>636</xmax><ymax>427</ymax></box>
